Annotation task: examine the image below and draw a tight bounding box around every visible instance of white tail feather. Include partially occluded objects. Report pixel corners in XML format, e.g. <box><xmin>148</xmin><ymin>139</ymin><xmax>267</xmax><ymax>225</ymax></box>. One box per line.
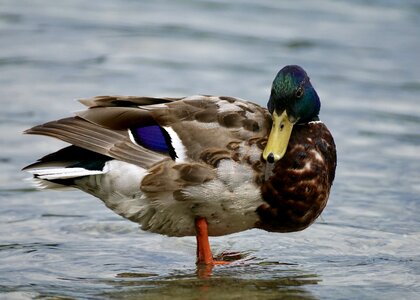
<box><xmin>27</xmin><ymin>166</ymin><xmax>108</xmax><ymax>180</ymax></box>
<box><xmin>26</xmin><ymin>177</ymin><xmax>74</xmax><ymax>190</ymax></box>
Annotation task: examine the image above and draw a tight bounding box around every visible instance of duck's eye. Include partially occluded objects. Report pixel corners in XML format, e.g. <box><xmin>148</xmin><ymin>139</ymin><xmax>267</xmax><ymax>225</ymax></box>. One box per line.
<box><xmin>295</xmin><ymin>87</ymin><xmax>304</xmax><ymax>98</ymax></box>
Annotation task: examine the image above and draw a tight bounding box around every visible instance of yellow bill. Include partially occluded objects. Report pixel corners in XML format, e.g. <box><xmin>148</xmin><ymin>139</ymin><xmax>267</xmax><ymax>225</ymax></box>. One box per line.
<box><xmin>263</xmin><ymin>110</ymin><xmax>294</xmax><ymax>163</ymax></box>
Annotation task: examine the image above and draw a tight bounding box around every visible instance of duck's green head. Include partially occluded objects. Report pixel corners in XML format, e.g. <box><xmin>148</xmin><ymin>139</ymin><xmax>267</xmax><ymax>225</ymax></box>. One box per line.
<box><xmin>263</xmin><ymin>65</ymin><xmax>320</xmax><ymax>163</ymax></box>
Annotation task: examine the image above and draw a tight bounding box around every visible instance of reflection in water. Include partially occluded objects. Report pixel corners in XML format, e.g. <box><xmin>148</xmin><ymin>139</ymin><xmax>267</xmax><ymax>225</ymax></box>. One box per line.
<box><xmin>104</xmin><ymin>261</ymin><xmax>320</xmax><ymax>300</ymax></box>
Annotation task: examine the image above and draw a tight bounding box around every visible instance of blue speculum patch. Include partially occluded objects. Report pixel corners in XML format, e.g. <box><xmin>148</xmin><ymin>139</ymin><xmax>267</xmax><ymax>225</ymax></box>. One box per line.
<box><xmin>131</xmin><ymin>125</ymin><xmax>170</xmax><ymax>153</ymax></box>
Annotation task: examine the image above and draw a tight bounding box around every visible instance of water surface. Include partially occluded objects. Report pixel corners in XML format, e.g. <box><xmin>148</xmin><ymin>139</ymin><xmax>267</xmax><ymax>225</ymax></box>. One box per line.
<box><xmin>1</xmin><ymin>0</ymin><xmax>419</xmax><ymax>299</ymax></box>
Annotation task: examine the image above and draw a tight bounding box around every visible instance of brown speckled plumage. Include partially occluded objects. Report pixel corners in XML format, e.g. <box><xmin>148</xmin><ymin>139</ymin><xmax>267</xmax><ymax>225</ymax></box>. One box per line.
<box><xmin>257</xmin><ymin>122</ymin><xmax>336</xmax><ymax>232</ymax></box>
<box><xmin>24</xmin><ymin>94</ymin><xmax>336</xmax><ymax>237</ymax></box>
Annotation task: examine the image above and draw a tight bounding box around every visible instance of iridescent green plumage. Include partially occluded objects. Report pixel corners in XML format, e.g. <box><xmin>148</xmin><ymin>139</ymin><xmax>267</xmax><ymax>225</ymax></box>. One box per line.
<box><xmin>268</xmin><ymin>65</ymin><xmax>320</xmax><ymax>124</ymax></box>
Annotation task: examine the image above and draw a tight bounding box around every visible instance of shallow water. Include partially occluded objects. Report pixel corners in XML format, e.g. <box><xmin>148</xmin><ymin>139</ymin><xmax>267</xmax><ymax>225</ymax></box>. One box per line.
<box><xmin>1</xmin><ymin>0</ymin><xmax>419</xmax><ymax>299</ymax></box>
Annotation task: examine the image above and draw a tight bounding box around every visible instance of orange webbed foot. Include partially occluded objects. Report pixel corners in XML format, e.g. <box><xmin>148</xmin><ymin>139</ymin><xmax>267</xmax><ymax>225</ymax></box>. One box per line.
<box><xmin>195</xmin><ymin>217</ymin><xmax>245</xmax><ymax>266</ymax></box>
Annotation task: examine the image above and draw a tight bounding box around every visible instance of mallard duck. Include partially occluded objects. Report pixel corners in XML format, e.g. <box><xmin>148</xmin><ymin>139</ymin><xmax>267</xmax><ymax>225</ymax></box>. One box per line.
<box><xmin>23</xmin><ymin>65</ymin><xmax>336</xmax><ymax>265</ymax></box>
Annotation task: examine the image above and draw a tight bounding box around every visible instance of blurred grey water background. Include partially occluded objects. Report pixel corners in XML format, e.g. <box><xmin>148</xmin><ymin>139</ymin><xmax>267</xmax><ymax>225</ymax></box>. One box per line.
<box><xmin>1</xmin><ymin>0</ymin><xmax>419</xmax><ymax>299</ymax></box>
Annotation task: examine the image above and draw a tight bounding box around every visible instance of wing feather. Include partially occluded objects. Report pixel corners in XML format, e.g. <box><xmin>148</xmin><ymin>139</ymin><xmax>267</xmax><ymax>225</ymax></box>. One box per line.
<box><xmin>25</xmin><ymin>95</ymin><xmax>271</xmax><ymax>169</ymax></box>
<box><xmin>75</xmin><ymin>106</ymin><xmax>157</xmax><ymax>130</ymax></box>
<box><xmin>78</xmin><ymin>95</ymin><xmax>180</xmax><ymax>108</ymax></box>
<box><xmin>25</xmin><ymin>117</ymin><xmax>165</xmax><ymax>168</ymax></box>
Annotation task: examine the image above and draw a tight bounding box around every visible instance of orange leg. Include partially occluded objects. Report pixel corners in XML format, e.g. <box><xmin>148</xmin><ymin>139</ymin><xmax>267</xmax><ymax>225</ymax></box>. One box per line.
<box><xmin>195</xmin><ymin>217</ymin><xmax>229</xmax><ymax>265</ymax></box>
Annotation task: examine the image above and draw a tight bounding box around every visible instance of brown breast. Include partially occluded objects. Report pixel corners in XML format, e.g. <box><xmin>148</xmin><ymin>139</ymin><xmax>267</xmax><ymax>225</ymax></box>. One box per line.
<box><xmin>256</xmin><ymin>122</ymin><xmax>337</xmax><ymax>232</ymax></box>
